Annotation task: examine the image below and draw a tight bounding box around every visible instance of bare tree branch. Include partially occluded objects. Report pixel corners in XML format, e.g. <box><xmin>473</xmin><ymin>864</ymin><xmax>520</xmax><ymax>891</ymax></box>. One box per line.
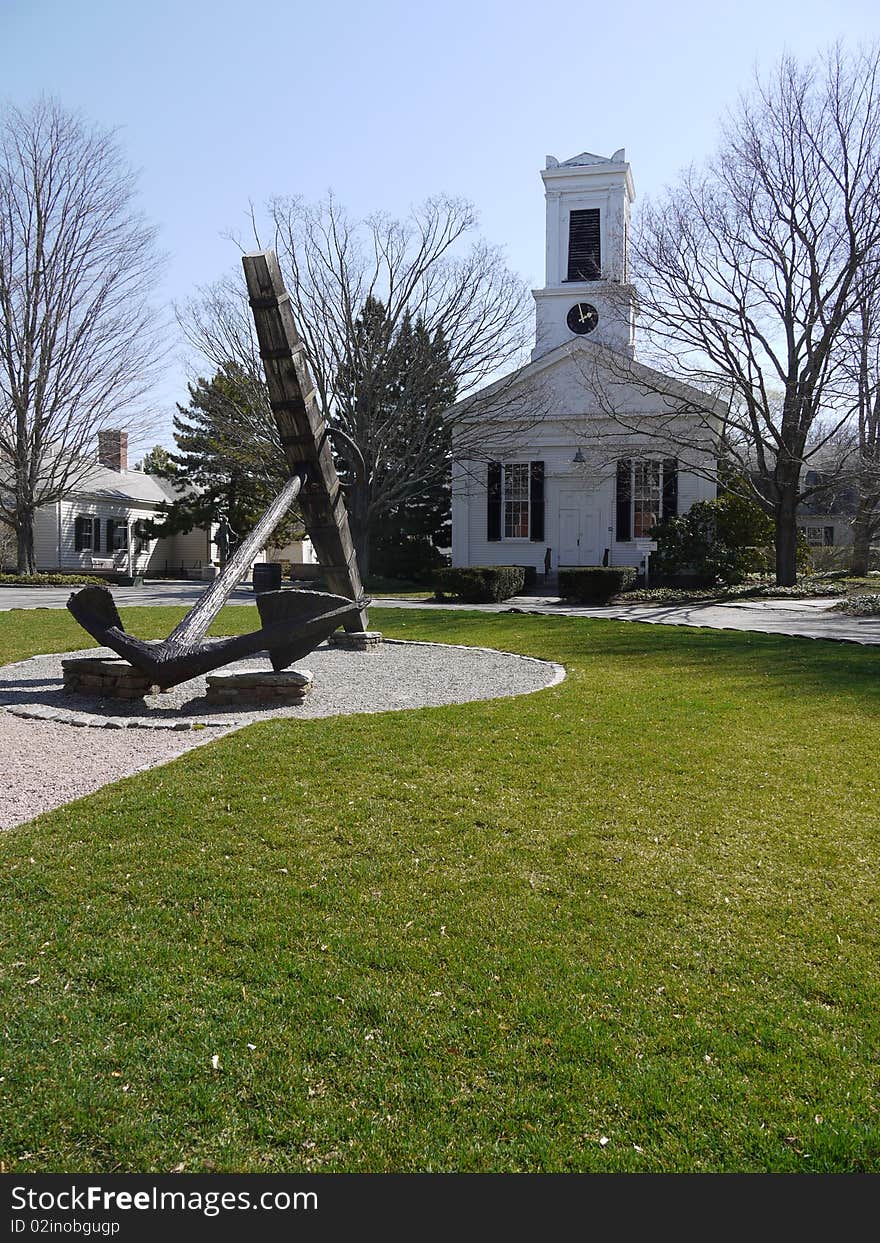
<box><xmin>566</xmin><ymin>46</ymin><xmax>880</xmax><ymax>584</ymax></box>
<box><xmin>179</xmin><ymin>194</ymin><xmax>546</xmax><ymax>573</ymax></box>
<box><xmin>0</xmin><ymin>98</ymin><xmax>167</xmax><ymax>572</ymax></box>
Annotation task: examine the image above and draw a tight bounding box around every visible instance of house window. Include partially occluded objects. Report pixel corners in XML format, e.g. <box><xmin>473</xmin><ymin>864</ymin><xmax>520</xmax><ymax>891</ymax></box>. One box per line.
<box><xmin>801</xmin><ymin>525</ymin><xmax>834</xmax><ymax>547</ymax></box>
<box><xmin>133</xmin><ymin>519</ymin><xmax>150</xmax><ymax>554</ymax></box>
<box><xmin>616</xmin><ymin>459</ymin><xmax>678</xmax><ymax>542</ymax></box>
<box><xmin>74</xmin><ymin>515</ymin><xmax>100</xmax><ymax>551</ymax></box>
<box><xmin>567</xmin><ymin>209</ymin><xmax>601</xmax><ymax>281</ymax></box>
<box><xmin>504</xmin><ymin>463</ymin><xmax>530</xmax><ymax>538</ymax></box>
<box><xmin>634</xmin><ymin>461</ymin><xmax>661</xmax><ymax>538</ymax></box>
<box><xmin>487</xmin><ymin>461</ymin><xmax>545</xmax><ymax>542</ymax></box>
<box><xmin>107</xmin><ymin>518</ymin><xmax>129</xmax><ymax>551</ymax></box>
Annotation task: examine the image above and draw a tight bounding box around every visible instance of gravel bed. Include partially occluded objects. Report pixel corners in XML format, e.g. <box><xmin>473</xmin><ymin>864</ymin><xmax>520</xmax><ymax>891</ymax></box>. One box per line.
<box><xmin>0</xmin><ymin>714</ymin><xmax>209</xmax><ymax>830</ymax></box>
<box><xmin>0</xmin><ymin>640</ymin><xmax>564</xmax><ymax>829</ymax></box>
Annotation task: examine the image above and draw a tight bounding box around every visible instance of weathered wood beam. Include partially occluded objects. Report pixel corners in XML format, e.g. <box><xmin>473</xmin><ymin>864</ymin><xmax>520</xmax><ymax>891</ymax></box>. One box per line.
<box><xmin>242</xmin><ymin>250</ymin><xmax>370</xmax><ymax>632</ymax></box>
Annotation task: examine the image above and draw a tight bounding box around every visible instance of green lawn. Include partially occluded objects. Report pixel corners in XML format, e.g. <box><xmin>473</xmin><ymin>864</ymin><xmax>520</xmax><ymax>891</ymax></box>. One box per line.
<box><xmin>1</xmin><ymin>605</ymin><xmax>878</xmax><ymax>1173</ymax></box>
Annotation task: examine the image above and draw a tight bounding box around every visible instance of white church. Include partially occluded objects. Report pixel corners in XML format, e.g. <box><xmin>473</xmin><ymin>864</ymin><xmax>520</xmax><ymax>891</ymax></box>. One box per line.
<box><xmin>449</xmin><ymin>149</ymin><xmax>721</xmax><ymax>578</ymax></box>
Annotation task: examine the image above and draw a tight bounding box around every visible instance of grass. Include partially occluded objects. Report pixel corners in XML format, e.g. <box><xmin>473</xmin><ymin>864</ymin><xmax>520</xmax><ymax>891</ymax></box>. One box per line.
<box><xmin>1</xmin><ymin>604</ymin><xmax>879</xmax><ymax>1173</ymax></box>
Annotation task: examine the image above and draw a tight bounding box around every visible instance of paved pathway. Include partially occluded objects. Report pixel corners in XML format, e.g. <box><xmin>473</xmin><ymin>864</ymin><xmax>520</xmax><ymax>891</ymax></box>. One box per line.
<box><xmin>1</xmin><ymin>582</ymin><xmax>878</xmax><ymax>646</ymax></box>
<box><xmin>0</xmin><ymin>580</ymin><xmax>255</xmax><ymax>612</ymax></box>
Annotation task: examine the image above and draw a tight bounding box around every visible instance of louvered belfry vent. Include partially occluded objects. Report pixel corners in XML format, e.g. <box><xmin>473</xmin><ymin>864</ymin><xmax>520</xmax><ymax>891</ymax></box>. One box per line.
<box><xmin>567</xmin><ymin>209</ymin><xmax>601</xmax><ymax>281</ymax></box>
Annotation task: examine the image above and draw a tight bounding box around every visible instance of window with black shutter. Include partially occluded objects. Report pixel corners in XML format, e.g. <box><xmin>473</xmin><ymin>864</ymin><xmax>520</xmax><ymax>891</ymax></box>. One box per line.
<box><xmin>662</xmin><ymin>459</ymin><xmax>678</xmax><ymax>521</ymax></box>
<box><xmin>616</xmin><ymin>459</ymin><xmax>632</xmax><ymax>541</ymax></box>
<box><xmin>529</xmin><ymin>461</ymin><xmax>545</xmax><ymax>542</ymax></box>
<box><xmin>107</xmin><ymin>518</ymin><xmax>128</xmax><ymax>550</ymax></box>
<box><xmin>74</xmin><ymin>515</ymin><xmax>96</xmax><ymax>551</ymax></box>
<box><xmin>487</xmin><ymin>461</ymin><xmax>502</xmax><ymax>541</ymax></box>
<box><xmin>824</xmin><ymin>526</ymin><xmax>835</xmax><ymax>546</ymax></box>
<box><xmin>567</xmin><ymin>209</ymin><xmax>601</xmax><ymax>281</ymax></box>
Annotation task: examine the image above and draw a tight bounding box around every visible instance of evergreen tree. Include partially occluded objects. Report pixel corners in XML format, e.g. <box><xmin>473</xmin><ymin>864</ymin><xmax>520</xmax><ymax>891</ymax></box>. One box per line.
<box><xmin>135</xmin><ymin>445</ymin><xmax>172</xmax><ymax>474</ymax></box>
<box><xmin>334</xmin><ymin>299</ymin><xmax>457</xmax><ymax>578</ymax></box>
<box><xmin>150</xmin><ymin>362</ymin><xmax>302</xmax><ymax>558</ymax></box>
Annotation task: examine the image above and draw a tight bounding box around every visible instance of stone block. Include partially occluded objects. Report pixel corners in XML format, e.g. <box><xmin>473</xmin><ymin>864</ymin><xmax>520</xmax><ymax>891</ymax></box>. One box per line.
<box><xmin>328</xmin><ymin>630</ymin><xmax>383</xmax><ymax>650</ymax></box>
<box><xmin>204</xmin><ymin>669</ymin><xmax>314</xmax><ymax>705</ymax></box>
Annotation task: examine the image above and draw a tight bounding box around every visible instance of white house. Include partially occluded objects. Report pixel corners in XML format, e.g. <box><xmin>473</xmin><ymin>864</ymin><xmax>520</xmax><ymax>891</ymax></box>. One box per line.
<box><xmin>24</xmin><ymin>430</ymin><xmax>213</xmax><ymax>579</ymax></box>
<box><xmin>450</xmin><ymin>149</ymin><xmax>722</xmax><ymax>578</ymax></box>
<box><xmin>18</xmin><ymin>429</ymin><xmax>317</xmax><ymax>580</ymax></box>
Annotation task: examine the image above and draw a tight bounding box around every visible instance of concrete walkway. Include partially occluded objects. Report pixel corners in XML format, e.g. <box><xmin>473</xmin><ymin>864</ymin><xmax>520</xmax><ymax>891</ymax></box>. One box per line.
<box><xmin>368</xmin><ymin>594</ymin><xmax>880</xmax><ymax>646</ymax></box>
<box><xmin>1</xmin><ymin>581</ymin><xmax>878</xmax><ymax>646</ymax></box>
<box><xmin>0</xmin><ymin>580</ymin><xmax>255</xmax><ymax>612</ymax></box>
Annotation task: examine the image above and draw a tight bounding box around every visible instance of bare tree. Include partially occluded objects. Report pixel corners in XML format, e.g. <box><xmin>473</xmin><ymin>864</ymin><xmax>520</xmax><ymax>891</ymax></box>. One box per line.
<box><xmin>841</xmin><ymin>277</ymin><xmax>880</xmax><ymax>574</ymax></box>
<box><xmin>180</xmin><ymin>195</ymin><xmax>545</xmax><ymax>574</ymax></box>
<box><xmin>0</xmin><ymin>99</ymin><xmax>165</xmax><ymax>572</ymax></box>
<box><xmin>571</xmin><ymin>46</ymin><xmax>880</xmax><ymax>584</ymax></box>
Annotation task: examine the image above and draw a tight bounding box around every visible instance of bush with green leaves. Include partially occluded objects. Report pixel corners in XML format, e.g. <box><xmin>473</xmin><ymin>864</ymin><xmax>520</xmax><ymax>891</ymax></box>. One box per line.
<box><xmin>651</xmin><ymin>494</ymin><xmax>779</xmax><ymax>586</ymax></box>
<box><xmin>371</xmin><ymin>534</ymin><xmax>448</xmax><ymax>584</ymax></box>
<box><xmin>434</xmin><ymin>566</ymin><xmax>525</xmax><ymax>603</ymax></box>
<box><xmin>0</xmin><ymin>572</ymin><xmax>107</xmax><ymax>587</ymax></box>
<box><xmin>558</xmin><ymin>566</ymin><xmax>638</xmax><ymax>603</ymax></box>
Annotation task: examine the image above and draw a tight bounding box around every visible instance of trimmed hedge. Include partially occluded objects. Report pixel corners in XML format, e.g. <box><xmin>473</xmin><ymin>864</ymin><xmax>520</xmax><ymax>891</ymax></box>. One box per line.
<box><xmin>434</xmin><ymin>565</ymin><xmax>526</xmax><ymax>603</ymax></box>
<box><xmin>511</xmin><ymin>564</ymin><xmax>538</xmax><ymax>589</ymax></box>
<box><xmin>0</xmin><ymin>573</ymin><xmax>108</xmax><ymax>587</ymax></box>
<box><xmin>558</xmin><ymin>566</ymin><xmax>638</xmax><ymax>604</ymax></box>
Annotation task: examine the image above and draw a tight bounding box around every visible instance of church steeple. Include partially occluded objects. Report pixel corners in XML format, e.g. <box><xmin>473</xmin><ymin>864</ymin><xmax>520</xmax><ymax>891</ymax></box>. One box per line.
<box><xmin>532</xmin><ymin>149</ymin><xmax>636</xmax><ymax>360</ymax></box>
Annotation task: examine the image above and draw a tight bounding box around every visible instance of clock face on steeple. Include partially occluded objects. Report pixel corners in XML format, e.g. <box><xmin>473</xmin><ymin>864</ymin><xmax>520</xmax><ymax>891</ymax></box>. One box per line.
<box><xmin>566</xmin><ymin>302</ymin><xmax>599</xmax><ymax>335</ymax></box>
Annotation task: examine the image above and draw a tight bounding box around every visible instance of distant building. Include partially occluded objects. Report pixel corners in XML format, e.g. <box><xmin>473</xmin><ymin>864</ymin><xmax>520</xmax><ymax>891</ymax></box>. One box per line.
<box><xmin>24</xmin><ymin>430</ymin><xmax>212</xmax><ymax>578</ymax></box>
<box><xmin>797</xmin><ymin>467</ymin><xmax>857</xmax><ymax>549</ymax></box>
<box><xmin>14</xmin><ymin>428</ymin><xmax>317</xmax><ymax>579</ymax></box>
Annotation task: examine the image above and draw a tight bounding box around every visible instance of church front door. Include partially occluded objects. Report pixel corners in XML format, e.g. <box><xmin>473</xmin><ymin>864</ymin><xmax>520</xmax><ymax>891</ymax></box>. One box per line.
<box><xmin>559</xmin><ymin>497</ymin><xmax>600</xmax><ymax>566</ymax></box>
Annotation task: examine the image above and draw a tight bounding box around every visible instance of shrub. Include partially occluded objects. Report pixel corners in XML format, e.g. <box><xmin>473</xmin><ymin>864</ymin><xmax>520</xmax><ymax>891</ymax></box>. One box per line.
<box><xmin>434</xmin><ymin>566</ymin><xmax>525</xmax><ymax>603</ymax></box>
<box><xmin>832</xmin><ymin>593</ymin><xmax>880</xmax><ymax>616</ymax></box>
<box><xmin>371</xmin><ymin>534</ymin><xmax>448</xmax><ymax>584</ymax></box>
<box><xmin>807</xmin><ymin>545</ymin><xmax>850</xmax><ymax>574</ymax></box>
<box><xmin>651</xmin><ymin>495</ymin><xmax>777</xmax><ymax>586</ymax></box>
<box><xmin>0</xmin><ymin>572</ymin><xmax>107</xmax><ymax>587</ymax></box>
<box><xmin>510</xmin><ymin>564</ymin><xmax>538</xmax><ymax>589</ymax></box>
<box><xmin>558</xmin><ymin>566</ymin><xmax>638</xmax><ymax>603</ymax></box>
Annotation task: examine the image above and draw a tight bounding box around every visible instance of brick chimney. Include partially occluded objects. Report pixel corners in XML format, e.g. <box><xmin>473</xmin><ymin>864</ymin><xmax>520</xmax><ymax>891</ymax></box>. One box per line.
<box><xmin>98</xmin><ymin>429</ymin><xmax>128</xmax><ymax>472</ymax></box>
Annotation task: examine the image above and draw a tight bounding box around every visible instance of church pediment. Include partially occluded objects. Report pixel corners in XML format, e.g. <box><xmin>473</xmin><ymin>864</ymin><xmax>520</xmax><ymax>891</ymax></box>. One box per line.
<box><xmin>546</xmin><ymin>149</ymin><xmax>627</xmax><ymax>169</ymax></box>
<box><xmin>447</xmin><ymin>337</ymin><xmax>727</xmax><ymax>423</ymax></box>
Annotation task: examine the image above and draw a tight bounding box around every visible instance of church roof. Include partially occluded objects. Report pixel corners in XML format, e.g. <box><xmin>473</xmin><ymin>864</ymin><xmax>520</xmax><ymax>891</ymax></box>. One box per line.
<box><xmin>546</xmin><ymin>149</ymin><xmax>626</xmax><ymax>169</ymax></box>
<box><xmin>445</xmin><ymin>336</ymin><xmax>728</xmax><ymax>423</ymax></box>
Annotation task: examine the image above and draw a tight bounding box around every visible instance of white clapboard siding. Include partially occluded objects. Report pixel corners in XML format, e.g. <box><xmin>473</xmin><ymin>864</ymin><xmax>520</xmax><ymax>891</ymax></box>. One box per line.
<box><xmin>33</xmin><ymin>505</ymin><xmax>60</xmax><ymax>570</ymax></box>
<box><xmin>454</xmin><ymin>448</ymin><xmax>716</xmax><ymax>573</ymax></box>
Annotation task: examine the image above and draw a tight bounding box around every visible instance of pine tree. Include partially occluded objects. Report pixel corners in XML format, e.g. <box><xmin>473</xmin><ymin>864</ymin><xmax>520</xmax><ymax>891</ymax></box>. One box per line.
<box><xmin>136</xmin><ymin>445</ymin><xmax>172</xmax><ymax>474</ymax></box>
<box><xmin>150</xmin><ymin>362</ymin><xmax>302</xmax><ymax>558</ymax></box>
<box><xmin>334</xmin><ymin>300</ymin><xmax>457</xmax><ymax>578</ymax></box>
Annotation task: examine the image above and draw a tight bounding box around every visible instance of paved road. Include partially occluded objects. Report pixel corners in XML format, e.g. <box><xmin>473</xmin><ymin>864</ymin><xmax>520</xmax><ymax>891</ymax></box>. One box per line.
<box><xmin>1</xmin><ymin>582</ymin><xmax>878</xmax><ymax>646</ymax></box>
<box><xmin>0</xmin><ymin>581</ymin><xmax>257</xmax><ymax>611</ymax></box>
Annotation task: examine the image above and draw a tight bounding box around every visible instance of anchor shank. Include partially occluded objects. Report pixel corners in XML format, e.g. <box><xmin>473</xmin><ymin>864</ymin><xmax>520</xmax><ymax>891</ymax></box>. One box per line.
<box><xmin>165</xmin><ymin>470</ymin><xmax>305</xmax><ymax>654</ymax></box>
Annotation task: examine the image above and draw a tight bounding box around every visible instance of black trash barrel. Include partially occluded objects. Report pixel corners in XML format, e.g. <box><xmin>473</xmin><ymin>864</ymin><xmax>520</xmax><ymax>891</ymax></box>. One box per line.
<box><xmin>253</xmin><ymin>562</ymin><xmax>283</xmax><ymax>594</ymax></box>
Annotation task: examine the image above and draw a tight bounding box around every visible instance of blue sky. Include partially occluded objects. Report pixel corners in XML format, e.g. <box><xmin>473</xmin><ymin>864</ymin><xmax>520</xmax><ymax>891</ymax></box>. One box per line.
<box><xmin>3</xmin><ymin>0</ymin><xmax>878</xmax><ymax>447</ymax></box>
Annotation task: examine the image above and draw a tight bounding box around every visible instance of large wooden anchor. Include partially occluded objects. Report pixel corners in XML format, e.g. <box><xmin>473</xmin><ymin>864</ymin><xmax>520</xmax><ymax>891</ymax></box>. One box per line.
<box><xmin>67</xmin><ymin>470</ymin><xmax>364</xmax><ymax>689</ymax></box>
<box><xmin>67</xmin><ymin>249</ymin><xmax>372</xmax><ymax>690</ymax></box>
